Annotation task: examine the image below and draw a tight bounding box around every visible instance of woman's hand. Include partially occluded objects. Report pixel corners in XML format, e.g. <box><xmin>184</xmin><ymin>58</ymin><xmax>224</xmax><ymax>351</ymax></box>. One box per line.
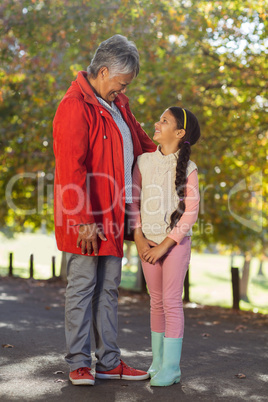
<box><xmin>143</xmin><ymin>237</ymin><xmax>177</xmax><ymax>265</ymax></box>
<box><xmin>77</xmin><ymin>223</ymin><xmax>107</xmax><ymax>255</ymax></box>
<box><xmin>134</xmin><ymin>228</ymin><xmax>157</xmax><ymax>262</ymax></box>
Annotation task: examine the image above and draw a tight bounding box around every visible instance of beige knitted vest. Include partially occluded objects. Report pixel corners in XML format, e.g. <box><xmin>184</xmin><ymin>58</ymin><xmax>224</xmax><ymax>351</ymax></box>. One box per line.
<box><xmin>137</xmin><ymin>146</ymin><xmax>198</xmax><ymax>244</ymax></box>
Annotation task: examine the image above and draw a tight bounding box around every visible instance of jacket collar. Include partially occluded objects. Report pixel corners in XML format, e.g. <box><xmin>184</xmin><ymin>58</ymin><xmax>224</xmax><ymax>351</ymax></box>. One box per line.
<box><xmin>76</xmin><ymin>71</ymin><xmax>129</xmax><ymax>108</ymax></box>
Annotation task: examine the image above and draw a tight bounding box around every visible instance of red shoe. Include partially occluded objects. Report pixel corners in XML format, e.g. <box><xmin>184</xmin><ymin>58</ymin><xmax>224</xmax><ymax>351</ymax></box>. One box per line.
<box><xmin>69</xmin><ymin>367</ymin><xmax>95</xmax><ymax>385</ymax></box>
<box><xmin>95</xmin><ymin>360</ymin><xmax>149</xmax><ymax>380</ymax></box>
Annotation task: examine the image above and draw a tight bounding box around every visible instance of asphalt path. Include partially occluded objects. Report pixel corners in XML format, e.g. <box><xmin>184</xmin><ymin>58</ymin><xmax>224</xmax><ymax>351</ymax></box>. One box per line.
<box><xmin>0</xmin><ymin>277</ymin><xmax>267</xmax><ymax>401</ymax></box>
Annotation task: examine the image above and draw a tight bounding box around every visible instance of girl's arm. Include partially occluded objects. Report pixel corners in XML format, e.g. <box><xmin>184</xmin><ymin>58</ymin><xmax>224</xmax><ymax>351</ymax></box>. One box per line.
<box><xmin>167</xmin><ymin>169</ymin><xmax>200</xmax><ymax>243</ymax></box>
<box><xmin>128</xmin><ymin>162</ymin><xmax>157</xmax><ymax>262</ymax></box>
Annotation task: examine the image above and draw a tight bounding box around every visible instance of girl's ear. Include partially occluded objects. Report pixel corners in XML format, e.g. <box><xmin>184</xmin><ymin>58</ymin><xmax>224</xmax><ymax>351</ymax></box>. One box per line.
<box><xmin>177</xmin><ymin>129</ymin><xmax>186</xmax><ymax>138</ymax></box>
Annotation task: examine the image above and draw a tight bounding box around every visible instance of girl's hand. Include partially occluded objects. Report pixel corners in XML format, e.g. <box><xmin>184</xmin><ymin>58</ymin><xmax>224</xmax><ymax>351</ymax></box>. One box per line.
<box><xmin>143</xmin><ymin>237</ymin><xmax>177</xmax><ymax>265</ymax></box>
<box><xmin>134</xmin><ymin>228</ymin><xmax>157</xmax><ymax>262</ymax></box>
<box><xmin>142</xmin><ymin>244</ymin><xmax>169</xmax><ymax>265</ymax></box>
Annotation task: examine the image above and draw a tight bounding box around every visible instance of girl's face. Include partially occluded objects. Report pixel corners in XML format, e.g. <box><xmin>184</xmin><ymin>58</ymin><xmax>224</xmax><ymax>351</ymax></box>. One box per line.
<box><xmin>153</xmin><ymin>109</ymin><xmax>181</xmax><ymax>144</ymax></box>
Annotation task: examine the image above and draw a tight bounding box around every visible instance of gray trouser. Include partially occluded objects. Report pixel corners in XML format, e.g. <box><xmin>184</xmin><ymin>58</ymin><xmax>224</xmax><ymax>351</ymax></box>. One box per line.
<box><xmin>65</xmin><ymin>253</ymin><xmax>122</xmax><ymax>372</ymax></box>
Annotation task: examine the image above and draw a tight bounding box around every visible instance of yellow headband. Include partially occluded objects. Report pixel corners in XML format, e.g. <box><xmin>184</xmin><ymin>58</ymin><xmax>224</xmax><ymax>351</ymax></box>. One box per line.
<box><xmin>182</xmin><ymin>108</ymin><xmax>187</xmax><ymax>130</ymax></box>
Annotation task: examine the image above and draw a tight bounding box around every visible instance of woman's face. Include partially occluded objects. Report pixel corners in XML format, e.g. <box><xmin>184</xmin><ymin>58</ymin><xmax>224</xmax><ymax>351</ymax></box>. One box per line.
<box><xmin>153</xmin><ymin>109</ymin><xmax>179</xmax><ymax>144</ymax></box>
<box><xmin>99</xmin><ymin>69</ymin><xmax>134</xmax><ymax>104</ymax></box>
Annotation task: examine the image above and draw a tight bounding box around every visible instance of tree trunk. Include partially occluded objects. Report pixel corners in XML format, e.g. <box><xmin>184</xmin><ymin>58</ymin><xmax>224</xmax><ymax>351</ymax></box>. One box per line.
<box><xmin>240</xmin><ymin>253</ymin><xmax>251</xmax><ymax>302</ymax></box>
<box><xmin>257</xmin><ymin>257</ymin><xmax>264</xmax><ymax>277</ymax></box>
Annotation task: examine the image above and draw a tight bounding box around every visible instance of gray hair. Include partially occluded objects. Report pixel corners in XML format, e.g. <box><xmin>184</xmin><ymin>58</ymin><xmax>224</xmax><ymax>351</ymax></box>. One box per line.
<box><xmin>87</xmin><ymin>35</ymin><xmax>140</xmax><ymax>79</ymax></box>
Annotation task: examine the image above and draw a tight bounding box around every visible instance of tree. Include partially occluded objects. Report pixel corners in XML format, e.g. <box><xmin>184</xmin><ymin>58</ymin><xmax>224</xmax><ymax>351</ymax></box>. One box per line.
<box><xmin>1</xmin><ymin>0</ymin><xmax>267</xmax><ymax>263</ymax></box>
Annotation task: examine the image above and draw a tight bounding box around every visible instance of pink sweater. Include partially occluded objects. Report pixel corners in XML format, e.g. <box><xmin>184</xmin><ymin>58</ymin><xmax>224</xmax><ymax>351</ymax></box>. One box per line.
<box><xmin>128</xmin><ymin>162</ymin><xmax>200</xmax><ymax>244</ymax></box>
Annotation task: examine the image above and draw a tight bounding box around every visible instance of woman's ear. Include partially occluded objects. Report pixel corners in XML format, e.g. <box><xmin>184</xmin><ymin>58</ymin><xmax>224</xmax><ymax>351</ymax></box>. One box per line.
<box><xmin>99</xmin><ymin>66</ymin><xmax>109</xmax><ymax>79</ymax></box>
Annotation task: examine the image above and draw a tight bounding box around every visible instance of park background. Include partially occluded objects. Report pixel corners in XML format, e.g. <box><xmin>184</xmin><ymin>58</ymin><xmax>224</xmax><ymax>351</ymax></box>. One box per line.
<box><xmin>0</xmin><ymin>0</ymin><xmax>267</xmax><ymax>313</ymax></box>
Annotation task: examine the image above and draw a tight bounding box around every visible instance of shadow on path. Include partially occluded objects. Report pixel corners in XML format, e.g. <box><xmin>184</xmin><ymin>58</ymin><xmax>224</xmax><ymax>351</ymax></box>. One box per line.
<box><xmin>0</xmin><ymin>277</ymin><xmax>267</xmax><ymax>401</ymax></box>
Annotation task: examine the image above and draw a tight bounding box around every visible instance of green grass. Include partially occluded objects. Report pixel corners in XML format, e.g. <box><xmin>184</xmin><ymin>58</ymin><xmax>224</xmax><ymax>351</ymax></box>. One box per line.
<box><xmin>189</xmin><ymin>253</ymin><xmax>268</xmax><ymax>314</ymax></box>
<box><xmin>0</xmin><ymin>233</ymin><xmax>267</xmax><ymax>314</ymax></box>
<box><xmin>0</xmin><ymin>232</ymin><xmax>62</xmax><ymax>279</ymax></box>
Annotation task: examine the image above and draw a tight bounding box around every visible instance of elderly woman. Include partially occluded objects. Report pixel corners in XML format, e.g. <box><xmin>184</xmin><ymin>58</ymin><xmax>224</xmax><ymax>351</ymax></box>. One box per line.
<box><xmin>53</xmin><ymin>35</ymin><xmax>156</xmax><ymax>385</ymax></box>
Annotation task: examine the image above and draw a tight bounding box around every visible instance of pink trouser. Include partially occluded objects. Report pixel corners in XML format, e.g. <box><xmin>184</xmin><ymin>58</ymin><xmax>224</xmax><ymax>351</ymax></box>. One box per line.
<box><xmin>142</xmin><ymin>236</ymin><xmax>191</xmax><ymax>338</ymax></box>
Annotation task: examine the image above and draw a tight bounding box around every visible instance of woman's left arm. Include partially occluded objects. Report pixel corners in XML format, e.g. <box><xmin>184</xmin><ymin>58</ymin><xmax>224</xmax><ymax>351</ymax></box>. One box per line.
<box><xmin>125</xmin><ymin>103</ymin><xmax>157</xmax><ymax>153</ymax></box>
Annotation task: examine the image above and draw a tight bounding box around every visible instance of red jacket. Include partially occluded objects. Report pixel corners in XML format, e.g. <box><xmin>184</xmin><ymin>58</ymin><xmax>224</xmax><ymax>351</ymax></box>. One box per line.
<box><xmin>53</xmin><ymin>71</ymin><xmax>156</xmax><ymax>257</ymax></box>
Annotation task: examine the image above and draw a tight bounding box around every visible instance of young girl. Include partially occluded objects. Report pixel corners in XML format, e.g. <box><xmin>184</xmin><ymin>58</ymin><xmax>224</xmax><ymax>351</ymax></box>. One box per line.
<box><xmin>128</xmin><ymin>107</ymin><xmax>200</xmax><ymax>387</ymax></box>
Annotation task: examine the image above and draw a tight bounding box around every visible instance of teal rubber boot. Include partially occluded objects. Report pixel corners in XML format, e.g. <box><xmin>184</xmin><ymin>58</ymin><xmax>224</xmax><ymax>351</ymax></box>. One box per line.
<box><xmin>147</xmin><ymin>332</ymin><xmax>164</xmax><ymax>378</ymax></box>
<box><xmin>150</xmin><ymin>337</ymin><xmax>183</xmax><ymax>386</ymax></box>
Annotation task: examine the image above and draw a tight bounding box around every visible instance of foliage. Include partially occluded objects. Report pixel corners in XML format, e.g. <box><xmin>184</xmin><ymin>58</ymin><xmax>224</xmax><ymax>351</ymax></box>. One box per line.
<box><xmin>0</xmin><ymin>0</ymin><xmax>267</xmax><ymax>253</ymax></box>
